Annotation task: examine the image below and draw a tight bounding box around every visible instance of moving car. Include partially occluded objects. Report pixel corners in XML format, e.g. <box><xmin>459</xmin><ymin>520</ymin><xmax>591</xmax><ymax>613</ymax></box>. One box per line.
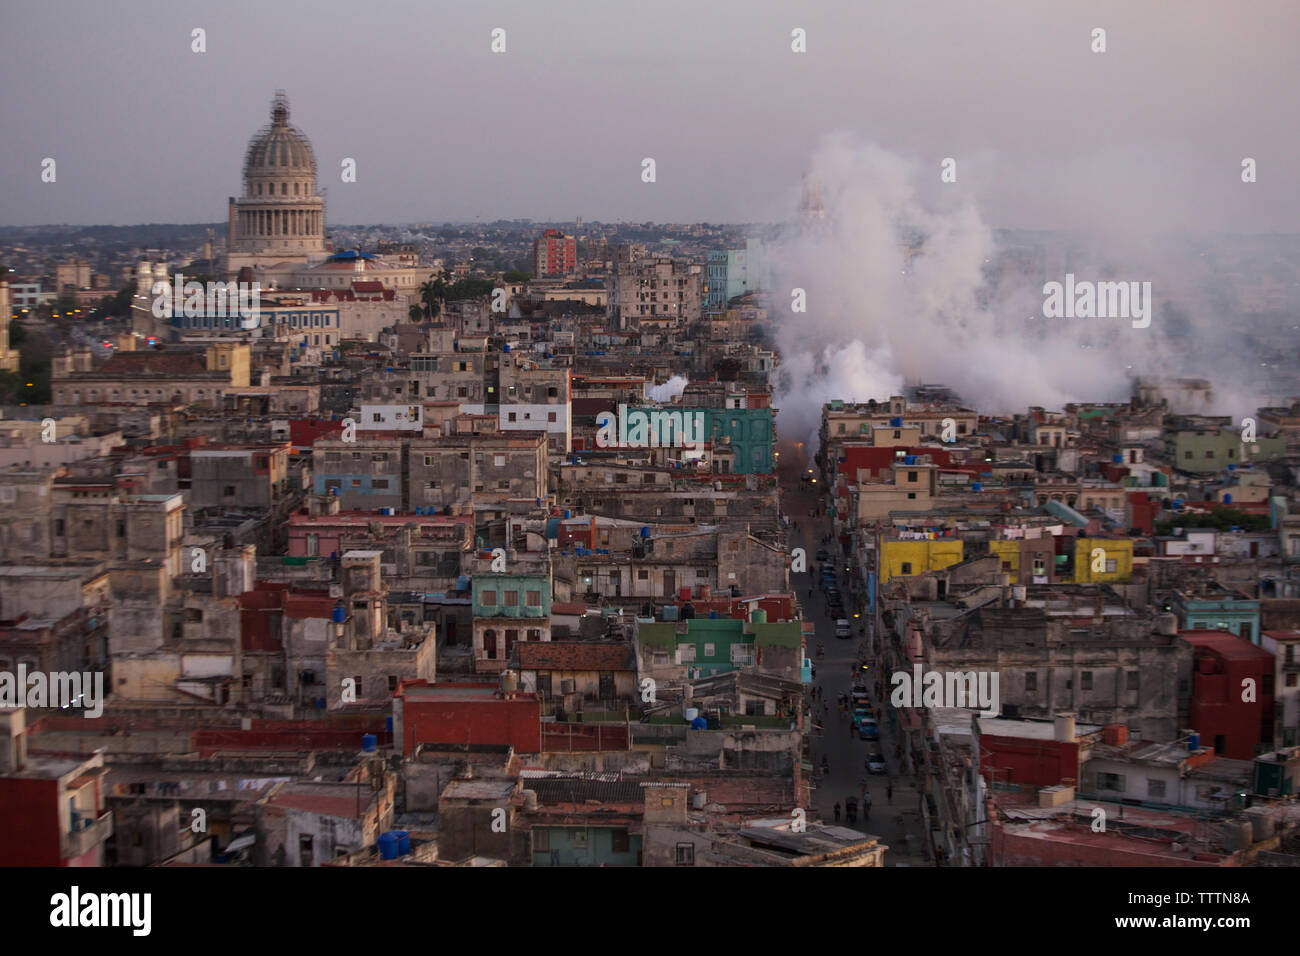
<box><xmin>816</xmin><ymin>548</ymin><xmax>830</xmax><ymax>562</ymax></box>
<box><xmin>835</xmin><ymin>619</ymin><xmax>852</xmax><ymax>639</ymax></box>
<box><xmin>858</xmin><ymin>717</ymin><xmax>880</xmax><ymax>740</ymax></box>
<box><xmin>866</xmin><ymin>753</ymin><xmax>888</xmax><ymax>774</ymax></box>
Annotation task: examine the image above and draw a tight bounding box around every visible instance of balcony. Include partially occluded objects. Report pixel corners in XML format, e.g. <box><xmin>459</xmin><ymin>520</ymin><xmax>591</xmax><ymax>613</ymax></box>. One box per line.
<box><xmin>63</xmin><ymin>809</ymin><xmax>113</xmax><ymax>861</ymax></box>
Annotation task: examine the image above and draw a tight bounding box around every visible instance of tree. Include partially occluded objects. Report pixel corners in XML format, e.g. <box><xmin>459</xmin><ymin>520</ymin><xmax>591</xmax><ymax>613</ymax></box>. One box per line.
<box><xmin>502</xmin><ymin>269</ymin><xmax>532</xmax><ymax>284</ymax></box>
<box><xmin>408</xmin><ymin>303</ymin><xmax>425</xmax><ymax>323</ymax></box>
<box><xmin>419</xmin><ymin>270</ymin><xmax>449</xmax><ymax>320</ymax></box>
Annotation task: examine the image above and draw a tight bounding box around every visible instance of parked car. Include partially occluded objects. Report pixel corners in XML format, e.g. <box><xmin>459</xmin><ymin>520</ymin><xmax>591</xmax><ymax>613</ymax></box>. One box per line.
<box><xmin>858</xmin><ymin>718</ymin><xmax>880</xmax><ymax>740</ymax></box>
<box><xmin>816</xmin><ymin>549</ymin><xmax>830</xmax><ymax>562</ymax></box>
<box><xmin>835</xmin><ymin>619</ymin><xmax>852</xmax><ymax>639</ymax></box>
<box><xmin>866</xmin><ymin>753</ymin><xmax>888</xmax><ymax>774</ymax></box>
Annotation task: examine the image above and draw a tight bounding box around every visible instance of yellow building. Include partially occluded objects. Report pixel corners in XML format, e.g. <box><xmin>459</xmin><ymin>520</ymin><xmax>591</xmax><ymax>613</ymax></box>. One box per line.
<box><xmin>205</xmin><ymin>342</ymin><xmax>251</xmax><ymax>386</ymax></box>
<box><xmin>880</xmin><ymin>539</ymin><xmax>964</xmax><ymax>582</ymax></box>
<box><xmin>1072</xmin><ymin>537</ymin><xmax>1133</xmax><ymax>583</ymax></box>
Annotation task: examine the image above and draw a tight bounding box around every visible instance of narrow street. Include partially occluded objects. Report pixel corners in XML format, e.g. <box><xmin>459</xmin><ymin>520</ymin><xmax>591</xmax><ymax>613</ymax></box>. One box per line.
<box><xmin>779</xmin><ymin>445</ymin><xmax>929</xmax><ymax>866</ymax></box>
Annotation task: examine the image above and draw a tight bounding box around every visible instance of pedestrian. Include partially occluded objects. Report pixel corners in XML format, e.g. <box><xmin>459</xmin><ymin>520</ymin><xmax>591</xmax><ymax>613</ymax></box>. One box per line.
<box><xmin>850</xmin><ymin>723</ymin><xmax>857</xmax><ymax>739</ymax></box>
<box><xmin>886</xmin><ymin>781</ymin><xmax>893</xmax><ymax>805</ymax></box>
<box><xmin>863</xmin><ymin>790</ymin><xmax>872</xmax><ymax>817</ymax></box>
<box><xmin>834</xmin><ymin>802</ymin><xmax>841</xmax><ymax>823</ymax></box>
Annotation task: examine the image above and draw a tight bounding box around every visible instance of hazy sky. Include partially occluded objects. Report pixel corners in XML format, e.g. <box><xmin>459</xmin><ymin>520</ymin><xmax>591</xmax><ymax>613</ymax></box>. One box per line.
<box><xmin>1</xmin><ymin>0</ymin><xmax>1296</xmax><ymax>231</ymax></box>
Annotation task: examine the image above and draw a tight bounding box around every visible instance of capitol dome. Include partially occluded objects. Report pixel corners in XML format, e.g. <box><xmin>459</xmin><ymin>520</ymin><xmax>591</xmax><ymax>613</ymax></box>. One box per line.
<box><xmin>242</xmin><ymin>91</ymin><xmax>318</xmax><ymax>195</ymax></box>
<box><xmin>226</xmin><ymin>90</ymin><xmax>327</xmax><ymax>267</ymax></box>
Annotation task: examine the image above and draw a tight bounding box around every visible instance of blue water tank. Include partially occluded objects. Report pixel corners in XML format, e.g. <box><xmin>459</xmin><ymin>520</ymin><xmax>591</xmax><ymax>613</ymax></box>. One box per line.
<box><xmin>972</xmin><ymin>482</ymin><xmax>982</xmax><ymax>492</ymax></box>
<box><xmin>503</xmin><ymin>343</ymin><xmax>511</xmax><ymax>352</ymax></box>
<box><xmin>564</xmin><ymin>510</ymin><xmax>571</xmax><ymax>519</ymax></box>
<box><xmin>315</xmin><ymin>697</ymin><xmax>327</xmax><ymax>709</ymax></box>
<box><xmin>903</xmin><ymin>455</ymin><xmax>916</xmax><ymax>466</ymax></box>
<box><xmin>640</xmin><ymin>526</ymin><xmax>651</xmax><ymax>538</ymax></box>
<box><xmin>362</xmin><ymin>734</ymin><xmax>378</xmax><ymax>752</ymax></box>
<box><xmin>890</xmin><ymin>417</ymin><xmax>903</xmax><ymax>427</ymax></box>
<box><xmin>385</xmin><ymin>715</ymin><xmax>394</xmax><ymax>733</ymax></box>
<box><xmin>394</xmin><ymin>830</ymin><xmax>410</xmax><ymax>855</ymax></box>
<box><xmin>1228</xmin><ymin>463</ymin><xmax>1236</xmax><ymax>471</ymax></box>
<box><xmin>1112</xmin><ymin>454</ymin><xmax>1123</xmax><ymax>464</ymax></box>
<box><xmin>709</xmin><ymin>610</ymin><xmax>718</xmax><ymax>619</ymax></box>
<box><xmin>691</xmin><ymin>716</ymin><xmax>707</xmax><ymax>730</ymax></box>
<box><xmin>1174</xmin><ymin>499</ymin><xmax>1184</xmax><ymax>510</ymax></box>
<box><xmin>1188</xmin><ymin>732</ymin><xmax>1201</xmax><ymax>752</ymax></box>
<box><xmin>377</xmin><ymin>832</ymin><xmax>399</xmax><ymax>860</ymax></box>
<box><xmin>332</xmin><ymin>604</ymin><xmax>346</xmax><ymax>623</ymax></box>
<box><xmin>1223</xmin><ymin>493</ymin><xmax>1233</xmax><ymax>504</ymax></box>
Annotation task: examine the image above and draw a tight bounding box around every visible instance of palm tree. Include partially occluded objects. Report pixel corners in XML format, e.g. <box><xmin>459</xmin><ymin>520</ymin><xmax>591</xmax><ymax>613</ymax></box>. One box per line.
<box><xmin>419</xmin><ymin>270</ymin><xmax>448</xmax><ymax>321</ymax></box>
<box><xmin>408</xmin><ymin>303</ymin><xmax>424</xmax><ymax>323</ymax></box>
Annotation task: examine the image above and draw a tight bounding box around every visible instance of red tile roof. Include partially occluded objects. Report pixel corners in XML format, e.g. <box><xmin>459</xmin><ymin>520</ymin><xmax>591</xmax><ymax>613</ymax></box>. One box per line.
<box><xmin>515</xmin><ymin>642</ymin><xmax>635</xmax><ymax>671</ymax></box>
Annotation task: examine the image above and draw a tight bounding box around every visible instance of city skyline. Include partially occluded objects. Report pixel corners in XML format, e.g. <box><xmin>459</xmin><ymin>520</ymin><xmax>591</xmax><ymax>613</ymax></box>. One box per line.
<box><xmin>1</xmin><ymin>0</ymin><xmax>1297</xmax><ymax>232</ymax></box>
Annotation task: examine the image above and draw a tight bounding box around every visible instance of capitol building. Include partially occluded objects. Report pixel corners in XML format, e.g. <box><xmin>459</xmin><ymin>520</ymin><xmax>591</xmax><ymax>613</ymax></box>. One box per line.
<box><xmin>217</xmin><ymin>91</ymin><xmax>422</xmax><ymax>299</ymax></box>
<box><xmin>131</xmin><ymin>93</ymin><xmax>423</xmax><ymax>343</ymax></box>
<box><xmin>223</xmin><ymin>90</ymin><xmax>329</xmax><ymax>280</ymax></box>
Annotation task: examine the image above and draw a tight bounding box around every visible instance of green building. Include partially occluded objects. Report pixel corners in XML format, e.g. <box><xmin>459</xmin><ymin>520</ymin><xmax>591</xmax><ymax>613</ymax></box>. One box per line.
<box><xmin>701</xmin><ymin>407</ymin><xmax>775</xmax><ymax>475</ymax></box>
<box><xmin>1168</xmin><ymin>428</ymin><xmax>1285</xmax><ymax>474</ymax></box>
<box><xmin>637</xmin><ymin>616</ymin><xmax>801</xmax><ymax>678</ymax></box>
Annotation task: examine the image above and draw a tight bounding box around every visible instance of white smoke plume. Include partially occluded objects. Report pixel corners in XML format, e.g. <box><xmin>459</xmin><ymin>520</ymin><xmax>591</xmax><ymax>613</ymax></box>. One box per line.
<box><xmin>769</xmin><ymin>134</ymin><xmax>1278</xmax><ymax>447</ymax></box>
<box><xmin>649</xmin><ymin>375</ymin><xmax>689</xmax><ymax>402</ymax></box>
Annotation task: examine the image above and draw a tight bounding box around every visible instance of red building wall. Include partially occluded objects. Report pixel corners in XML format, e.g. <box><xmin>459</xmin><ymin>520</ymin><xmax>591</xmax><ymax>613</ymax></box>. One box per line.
<box><xmin>1183</xmin><ymin>631</ymin><xmax>1274</xmax><ymax>760</ymax></box>
<box><xmin>399</xmin><ymin>684</ymin><xmax>541</xmax><ymax>755</ymax></box>
<box><xmin>0</xmin><ymin>777</ymin><xmax>61</xmax><ymax>866</ymax></box>
<box><xmin>979</xmin><ymin>736</ymin><xmax>1081</xmax><ymax>788</ymax></box>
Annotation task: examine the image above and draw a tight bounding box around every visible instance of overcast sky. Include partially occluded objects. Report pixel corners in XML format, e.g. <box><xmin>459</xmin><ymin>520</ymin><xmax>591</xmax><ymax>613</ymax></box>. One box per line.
<box><xmin>1</xmin><ymin>0</ymin><xmax>1296</xmax><ymax>231</ymax></box>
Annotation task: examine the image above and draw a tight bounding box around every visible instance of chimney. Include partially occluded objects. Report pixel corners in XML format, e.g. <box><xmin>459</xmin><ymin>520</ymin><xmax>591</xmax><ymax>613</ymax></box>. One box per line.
<box><xmin>1054</xmin><ymin>713</ymin><xmax>1076</xmax><ymax>743</ymax></box>
<box><xmin>0</xmin><ymin>708</ymin><xmax>27</xmax><ymax>773</ymax></box>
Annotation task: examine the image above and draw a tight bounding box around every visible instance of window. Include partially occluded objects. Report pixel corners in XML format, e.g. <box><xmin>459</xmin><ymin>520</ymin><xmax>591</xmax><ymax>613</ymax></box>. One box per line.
<box><xmin>675</xmin><ymin>843</ymin><xmax>695</xmax><ymax>865</ymax></box>
<box><xmin>1106</xmin><ymin>559</ymin><xmax>1117</xmax><ymax>573</ymax></box>
<box><xmin>494</xmin><ymin>454</ymin><xmax>505</xmax><ymax>467</ymax></box>
<box><xmin>907</xmin><ymin>471</ymin><xmax>918</xmax><ymax>482</ymax></box>
<box><xmin>537</xmin><ymin>674</ymin><xmax>552</xmax><ymax>697</ymax></box>
<box><xmin>1025</xmin><ymin>672</ymin><xmax>1037</xmax><ymax>692</ymax></box>
<box><xmin>388</xmin><ymin>676</ymin><xmax>398</xmax><ymax>692</ymax></box>
<box><xmin>503</xmin><ymin>590</ymin><xmax>518</xmax><ymax>606</ymax></box>
<box><xmin>703</xmin><ymin>643</ymin><xmax>715</xmax><ymax>657</ymax></box>
<box><xmin>548</xmin><ymin>412</ymin><xmax>557</xmax><ymax>423</ymax></box>
<box><xmin>1097</xmin><ymin>772</ymin><xmax>1125</xmax><ymax>792</ymax></box>
<box><xmin>1127</xmin><ymin>671</ymin><xmax>1140</xmax><ymax>691</ymax></box>
<box><xmin>611</xmin><ymin>829</ymin><xmax>630</xmax><ymax>853</ymax></box>
<box><xmin>533</xmin><ymin>829</ymin><xmax>549</xmax><ymax>852</ymax></box>
<box><xmin>1081</xmin><ymin>671</ymin><xmax>1093</xmax><ymax>691</ymax></box>
<box><xmin>637</xmin><ymin>570</ymin><xmax>649</xmax><ymax>581</ymax></box>
<box><xmin>222</xmin><ymin>486</ymin><xmax>235</xmax><ymax>498</ymax></box>
<box><xmin>1184</xmin><ymin>450</ymin><xmax>1193</xmax><ymax>460</ymax></box>
<box><xmin>372</xmin><ymin>479</ymin><xmax>389</xmax><ymax>489</ymax></box>
<box><xmin>481</xmin><ymin>590</ymin><xmax>497</xmax><ymax>605</ymax></box>
<box><xmin>901</xmin><ymin>562</ymin><xmax>913</xmax><ymax>574</ymax></box>
<box><xmin>526</xmin><ymin>590</ymin><xmax>541</xmax><ymax>607</ymax></box>
<box><xmin>1147</xmin><ymin>778</ymin><xmax>1167</xmax><ymax>799</ymax></box>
